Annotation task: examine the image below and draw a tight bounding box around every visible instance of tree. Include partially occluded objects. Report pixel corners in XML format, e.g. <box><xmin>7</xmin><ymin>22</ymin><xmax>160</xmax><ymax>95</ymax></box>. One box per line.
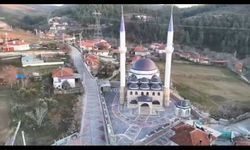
<box><xmin>62</xmin><ymin>80</ymin><xmax>71</xmax><ymax>90</ymax></box>
<box><xmin>185</xmin><ymin>31</ymin><xmax>191</xmax><ymax>44</ymax></box>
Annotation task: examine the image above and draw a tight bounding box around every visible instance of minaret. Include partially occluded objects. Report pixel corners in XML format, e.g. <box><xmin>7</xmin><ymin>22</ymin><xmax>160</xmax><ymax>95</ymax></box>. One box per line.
<box><xmin>164</xmin><ymin>6</ymin><xmax>174</xmax><ymax>107</ymax></box>
<box><xmin>119</xmin><ymin>6</ymin><xmax>127</xmax><ymax>105</ymax></box>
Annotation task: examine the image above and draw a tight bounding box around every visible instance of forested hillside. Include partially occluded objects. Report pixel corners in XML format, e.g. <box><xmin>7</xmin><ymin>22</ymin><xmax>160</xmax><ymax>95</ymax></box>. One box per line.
<box><xmin>51</xmin><ymin>4</ymin><xmax>250</xmax><ymax>59</ymax></box>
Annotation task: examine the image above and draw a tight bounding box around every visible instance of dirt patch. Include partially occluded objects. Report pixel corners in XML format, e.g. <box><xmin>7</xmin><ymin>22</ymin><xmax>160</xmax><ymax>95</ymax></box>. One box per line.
<box><xmin>0</xmin><ymin>65</ymin><xmax>19</xmax><ymax>86</ymax></box>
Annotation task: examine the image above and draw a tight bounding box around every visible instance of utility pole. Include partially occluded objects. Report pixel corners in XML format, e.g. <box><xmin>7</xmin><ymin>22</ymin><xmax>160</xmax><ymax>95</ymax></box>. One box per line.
<box><xmin>92</xmin><ymin>10</ymin><xmax>102</xmax><ymax>39</ymax></box>
<box><xmin>11</xmin><ymin>121</ymin><xmax>21</xmax><ymax>145</ymax></box>
<box><xmin>21</xmin><ymin>131</ymin><xmax>26</xmax><ymax>146</ymax></box>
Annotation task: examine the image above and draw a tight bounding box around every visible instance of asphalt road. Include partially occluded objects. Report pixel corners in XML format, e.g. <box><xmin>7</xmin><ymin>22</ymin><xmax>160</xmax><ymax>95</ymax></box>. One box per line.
<box><xmin>69</xmin><ymin>46</ymin><xmax>107</xmax><ymax>145</ymax></box>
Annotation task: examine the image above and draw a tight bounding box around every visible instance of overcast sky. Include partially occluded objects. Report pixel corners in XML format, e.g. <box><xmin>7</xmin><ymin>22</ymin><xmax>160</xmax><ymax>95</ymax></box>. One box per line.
<box><xmin>53</xmin><ymin>4</ymin><xmax>201</xmax><ymax>8</ymax></box>
<box><xmin>175</xmin><ymin>4</ymin><xmax>201</xmax><ymax>8</ymax></box>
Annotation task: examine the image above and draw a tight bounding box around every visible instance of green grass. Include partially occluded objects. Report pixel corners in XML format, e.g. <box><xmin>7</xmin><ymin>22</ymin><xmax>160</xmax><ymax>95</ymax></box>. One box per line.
<box><xmin>0</xmin><ymin>58</ymin><xmax>22</xmax><ymax>68</ymax></box>
<box><xmin>156</xmin><ymin>61</ymin><xmax>250</xmax><ymax>119</ymax></box>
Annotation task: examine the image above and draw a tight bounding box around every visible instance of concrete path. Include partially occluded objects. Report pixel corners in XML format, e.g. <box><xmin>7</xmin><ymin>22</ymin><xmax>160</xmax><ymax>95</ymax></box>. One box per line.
<box><xmin>68</xmin><ymin>46</ymin><xmax>107</xmax><ymax>145</ymax></box>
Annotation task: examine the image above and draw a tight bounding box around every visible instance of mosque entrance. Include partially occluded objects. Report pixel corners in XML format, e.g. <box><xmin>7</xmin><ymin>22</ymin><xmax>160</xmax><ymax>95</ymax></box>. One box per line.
<box><xmin>140</xmin><ymin>103</ymin><xmax>150</xmax><ymax>115</ymax></box>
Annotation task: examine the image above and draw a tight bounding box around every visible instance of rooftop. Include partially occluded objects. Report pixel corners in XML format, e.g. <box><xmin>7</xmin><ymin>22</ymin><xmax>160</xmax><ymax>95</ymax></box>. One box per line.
<box><xmin>170</xmin><ymin>122</ymin><xmax>217</xmax><ymax>146</ymax></box>
<box><xmin>52</xmin><ymin>67</ymin><xmax>74</xmax><ymax>78</ymax></box>
<box><xmin>132</xmin><ymin>58</ymin><xmax>158</xmax><ymax>71</ymax></box>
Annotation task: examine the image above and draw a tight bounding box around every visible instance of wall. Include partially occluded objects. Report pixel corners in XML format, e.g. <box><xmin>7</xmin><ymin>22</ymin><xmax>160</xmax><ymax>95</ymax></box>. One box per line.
<box><xmin>53</xmin><ymin>77</ymin><xmax>75</xmax><ymax>89</ymax></box>
<box><xmin>127</xmin><ymin>89</ymin><xmax>163</xmax><ymax>108</ymax></box>
<box><xmin>22</xmin><ymin>62</ymin><xmax>64</xmax><ymax>67</ymax></box>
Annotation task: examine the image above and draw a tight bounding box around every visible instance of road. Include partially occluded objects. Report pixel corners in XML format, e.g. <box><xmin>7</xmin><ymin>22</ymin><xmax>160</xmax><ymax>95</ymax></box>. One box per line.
<box><xmin>69</xmin><ymin>45</ymin><xmax>108</xmax><ymax>145</ymax></box>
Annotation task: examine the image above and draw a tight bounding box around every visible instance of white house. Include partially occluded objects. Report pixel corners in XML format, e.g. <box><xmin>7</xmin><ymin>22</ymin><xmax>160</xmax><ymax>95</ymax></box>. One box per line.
<box><xmin>134</xmin><ymin>46</ymin><xmax>150</xmax><ymax>56</ymax></box>
<box><xmin>52</xmin><ymin>67</ymin><xmax>76</xmax><ymax>89</ymax></box>
<box><xmin>6</xmin><ymin>40</ymin><xmax>30</xmax><ymax>51</ymax></box>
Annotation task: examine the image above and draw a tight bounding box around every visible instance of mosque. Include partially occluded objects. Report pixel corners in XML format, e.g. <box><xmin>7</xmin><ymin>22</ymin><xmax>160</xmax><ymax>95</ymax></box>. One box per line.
<box><xmin>118</xmin><ymin>6</ymin><xmax>190</xmax><ymax>116</ymax></box>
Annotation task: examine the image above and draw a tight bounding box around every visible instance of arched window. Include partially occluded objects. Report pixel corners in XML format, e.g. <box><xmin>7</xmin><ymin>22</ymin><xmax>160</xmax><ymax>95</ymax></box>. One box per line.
<box><xmin>141</xmin><ymin>92</ymin><xmax>144</xmax><ymax>96</ymax></box>
<box><xmin>130</xmin><ymin>91</ymin><xmax>133</xmax><ymax>95</ymax></box>
<box><xmin>135</xmin><ymin>92</ymin><xmax>138</xmax><ymax>95</ymax></box>
<box><xmin>158</xmin><ymin>92</ymin><xmax>160</xmax><ymax>96</ymax></box>
<box><xmin>152</xmin><ymin>92</ymin><xmax>155</xmax><ymax>96</ymax></box>
<box><xmin>152</xmin><ymin>100</ymin><xmax>160</xmax><ymax>105</ymax></box>
<box><xmin>146</xmin><ymin>92</ymin><xmax>149</xmax><ymax>96</ymax></box>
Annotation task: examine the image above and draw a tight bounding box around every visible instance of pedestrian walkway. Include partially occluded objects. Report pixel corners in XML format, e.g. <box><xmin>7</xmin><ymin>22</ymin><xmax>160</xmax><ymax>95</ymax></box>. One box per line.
<box><xmin>67</xmin><ymin>46</ymin><xmax>107</xmax><ymax>145</ymax></box>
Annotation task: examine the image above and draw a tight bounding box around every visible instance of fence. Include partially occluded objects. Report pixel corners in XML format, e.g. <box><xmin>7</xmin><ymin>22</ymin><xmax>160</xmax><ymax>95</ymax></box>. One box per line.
<box><xmin>54</xmin><ymin>87</ymin><xmax>84</xmax><ymax>94</ymax></box>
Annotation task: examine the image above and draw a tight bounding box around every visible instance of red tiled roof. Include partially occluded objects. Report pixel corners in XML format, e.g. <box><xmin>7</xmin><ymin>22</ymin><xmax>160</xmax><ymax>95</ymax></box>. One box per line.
<box><xmin>134</xmin><ymin>46</ymin><xmax>145</xmax><ymax>52</ymax></box>
<box><xmin>86</xmin><ymin>54</ymin><xmax>99</xmax><ymax>64</ymax></box>
<box><xmin>170</xmin><ymin>123</ymin><xmax>216</xmax><ymax>146</ymax></box>
<box><xmin>52</xmin><ymin>67</ymin><xmax>74</xmax><ymax>78</ymax></box>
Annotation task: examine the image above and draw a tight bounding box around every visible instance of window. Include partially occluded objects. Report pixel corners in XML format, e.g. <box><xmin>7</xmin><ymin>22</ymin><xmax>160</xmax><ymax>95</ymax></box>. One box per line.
<box><xmin>152</xmin><ymin>92</ymin><xmax>155</xmax><ymax>96</ymax></box>
<box><xmin>158</xmin><ymin>92</ymin><xmax>160</xmax><ymax>96</ymax></box>
<box><xmin>130</xmin><ymin>91</ymin><xmax>133</xmax><ymax>95</ymax></box>
<box><xmin>135</xmin><ymin>92</ymin><xmax>138</xmax><ymax>95</ymax></box>
<box><xmin>146</xmin><ymin>92</ymin><xmax>149</xmax><ymax>96</ymax></box>
<box><xmin>141</xmin><ymin>92</ymin><xmax>144</xmax><ymax>96</ymax></box>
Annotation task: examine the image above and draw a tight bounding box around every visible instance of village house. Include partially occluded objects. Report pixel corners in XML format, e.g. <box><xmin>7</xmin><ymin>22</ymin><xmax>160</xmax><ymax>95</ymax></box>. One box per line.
<box><xmin>85</xmin><ymin>54</ymin><xmax>100</xmax><ymax>70</ymax></box>
<box><xmin>133</xmin><ymin>46</ymin><xmax>150</xmax><ymax>56</ymax></box>
<box><xmin>52</xmin><ymin>67</ymin><xmax>76</xmax><ymax>90</ymax></box>
<box><xmin>1</xmin><ymin>40</ymin><xmax>30</xmax><ymax>52</ymax></box>
<box><xmin>199</xmin><ymin>56</ymin><xmax>210</xmax><ymax>65</ymax></box>
<box><xmin>79</xmin><ymin>40</ymin><xmax>96</xmax><ymax>51</ymax></box>
<box><xmin>90</xmin><ymin>49</ymin><xmax>110</xmax><ymax>57</ymax></box>
<box><xmin>149</xmin><ymin>43</ymin><xmax>162</xmax><ymax>50</ymax></box>
<box><xmin>210</xmin><ymin>60</ymin><xmax>228</xmax><ymax>66</ymax></box>
<box><xmin>156</xmin><ymin>44</ymin><xmax>166</xmax><ymax>54</ymax></box>
<box><xmin>235</xmin><ymin>61</ymin><xmax>244</xmax><ymax>74</ymax></box>
<box><xmin>170</xmin><ymin>122</ymin><xmax>217</xmax><ymax>146</ymax></box>
<box><xmin>188</xmin><ymin>53</ymin><xmax>200</xmax><ymax>63</ymax></box>
<box><xmin>95</xmin><ymin>41</ymin><xmax>111</xmax><ymax>50</ymax></box>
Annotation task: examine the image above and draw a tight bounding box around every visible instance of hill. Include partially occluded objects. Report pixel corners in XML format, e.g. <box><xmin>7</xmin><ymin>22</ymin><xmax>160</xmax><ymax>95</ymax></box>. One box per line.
<box><xmin>0</xmin><ymin>4</ymin><xmax>61</xmax><ymax>32</ymax></box>
<box><xmin>51</xmin><ymin>4</ymin><xmax>250</xmax><ymax>59</ymax></box>
<box><xmin>0</xmin><ymin>4</ymin><xmax>60</xmax><ymax>17</ymax></box>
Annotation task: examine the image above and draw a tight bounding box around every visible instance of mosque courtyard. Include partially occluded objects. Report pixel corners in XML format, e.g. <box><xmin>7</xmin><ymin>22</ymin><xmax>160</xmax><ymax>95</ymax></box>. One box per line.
<box><xmin>103</xmin><ymin>87</ymin><xmax>187</xmax><ymax>145</ymax></box>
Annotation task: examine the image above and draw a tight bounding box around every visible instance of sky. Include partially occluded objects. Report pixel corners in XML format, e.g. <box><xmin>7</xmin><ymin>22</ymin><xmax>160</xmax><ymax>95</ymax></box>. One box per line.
<box><xmin>175</xmin><ymin>4</ymin><xmax>200</xmax><ymax>8</ymax></box>
<box><xmin>53</xmin><ymin>4</ymin><xmax>201</xmax><ymax>8</ymax></box>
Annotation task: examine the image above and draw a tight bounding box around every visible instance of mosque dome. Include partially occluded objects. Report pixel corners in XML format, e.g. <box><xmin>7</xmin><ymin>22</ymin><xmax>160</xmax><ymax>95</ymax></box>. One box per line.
<box><xmin>140</xmin><ymin>83</ymin><xmax>150</xmax><ymax>90</ymax></box>
<box><xmin>139</xmin><ymin>77</ymin><xmax>149</xmax><ymax>84</ymax></box>
<box><xmin>132</xmin><ymin>58</ymin><xmax>158</xmax><ymax>71</ymax></box>
<box><xmin>128</xmin><ymin>75</ymin><xmax>138</xmax><ymax>83</ymax></box>
<box><xmin>128</xmin><ymin>83</ymin><xmax>139</xmax><ymax>90</ymax></box>
<box><xmin>151</xmin><ymin>83</ymin><xmax>162</xmax><ymax>90</ymax></box>
<box><xmin>151</xmin><ymin>75</ymin><xmax>161</xmax><ymax>83</ymax></box>
<box><xmin>176</xmin><ymin>100</ymin><xmax>191</xmax><ymax>109</ymax></box>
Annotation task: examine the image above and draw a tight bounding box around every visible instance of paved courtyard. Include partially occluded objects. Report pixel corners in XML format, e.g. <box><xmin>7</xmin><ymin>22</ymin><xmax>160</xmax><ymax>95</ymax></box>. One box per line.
<box><xmin>103</xmin><ymin>87</ymin><xmax>179</xmax><ymax>145</ymax></box>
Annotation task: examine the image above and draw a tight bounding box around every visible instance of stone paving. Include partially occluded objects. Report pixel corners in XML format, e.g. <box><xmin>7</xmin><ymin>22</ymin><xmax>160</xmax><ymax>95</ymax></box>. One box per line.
<box><xmin>103</xmin><ymin>87</ymin><xmax>178</xmax><ymax>145</ymax></box>
<box><xmin>67</xmin><ymin>46</ymin><xmax>107</xmax><ymax>145</ymax></box>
